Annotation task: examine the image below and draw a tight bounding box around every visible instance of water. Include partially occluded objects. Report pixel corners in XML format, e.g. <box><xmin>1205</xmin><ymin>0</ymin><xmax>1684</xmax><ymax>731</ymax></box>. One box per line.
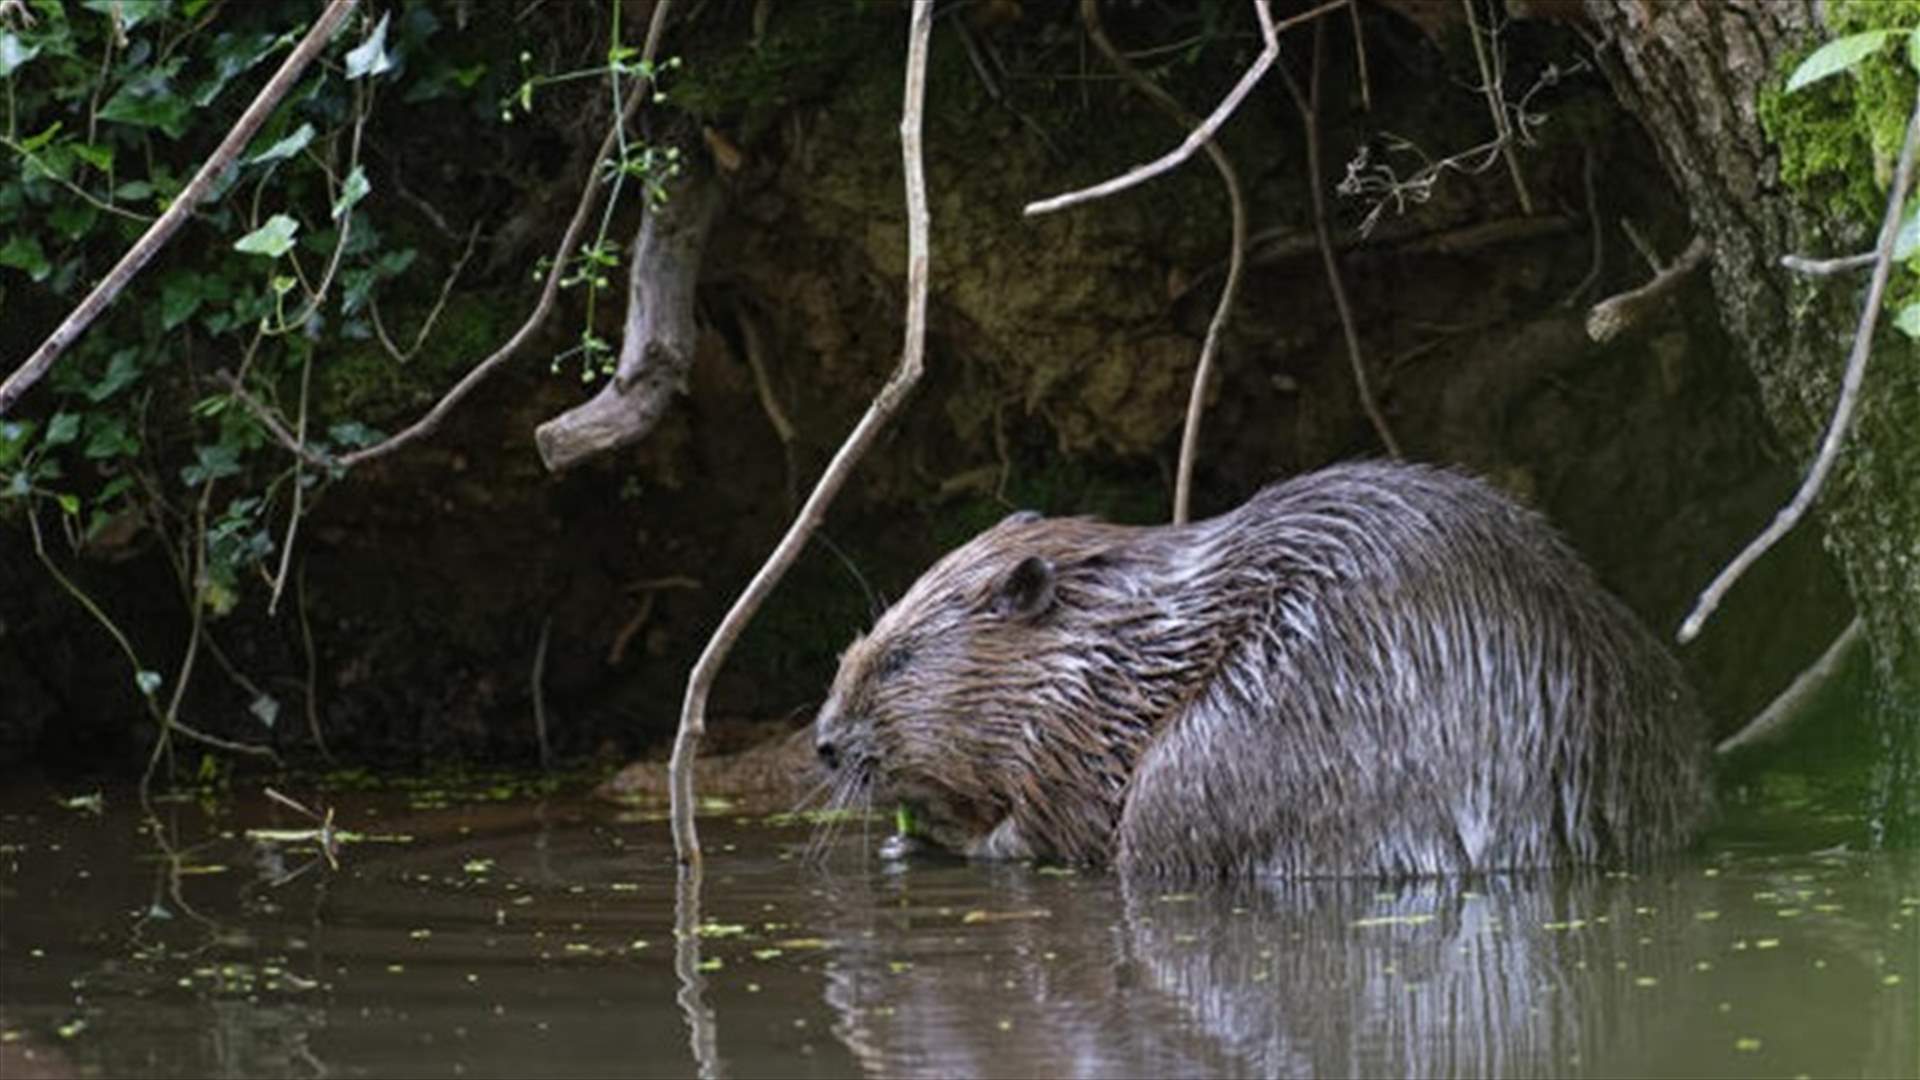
<box><xmin>0</xmin><ymin>776</ymin><xmax>1914</xmax><ymax>1079</ymax></box>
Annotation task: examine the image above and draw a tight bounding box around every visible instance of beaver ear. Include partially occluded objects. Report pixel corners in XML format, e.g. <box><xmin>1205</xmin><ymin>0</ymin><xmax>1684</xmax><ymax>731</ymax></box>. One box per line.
<box><xmin>994</xmin><ymin>555</ymin><xmax>1056</xmax><ymax>620</ymax></box>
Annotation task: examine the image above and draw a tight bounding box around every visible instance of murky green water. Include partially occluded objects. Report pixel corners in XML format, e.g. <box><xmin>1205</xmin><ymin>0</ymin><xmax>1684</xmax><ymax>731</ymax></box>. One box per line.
<box><xmin>1</xmin><ymin>776</ymin><xmax>1913</xmax><ymax>1079</ymax></box>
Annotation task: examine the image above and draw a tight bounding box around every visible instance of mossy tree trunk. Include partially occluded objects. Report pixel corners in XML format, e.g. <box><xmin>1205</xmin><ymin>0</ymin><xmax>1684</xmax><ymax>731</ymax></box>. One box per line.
<box><xmin>1586</xmin><ymin>0</ymin><xmax>1920</xmax><ymax>689</ymax></box>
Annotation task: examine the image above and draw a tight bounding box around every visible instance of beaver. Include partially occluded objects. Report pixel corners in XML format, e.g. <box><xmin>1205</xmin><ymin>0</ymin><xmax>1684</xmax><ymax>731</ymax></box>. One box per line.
<box><xmin>812</xmin><ymin>461</ymin><xmax>1710</xmax><ymax>879</ymax></box>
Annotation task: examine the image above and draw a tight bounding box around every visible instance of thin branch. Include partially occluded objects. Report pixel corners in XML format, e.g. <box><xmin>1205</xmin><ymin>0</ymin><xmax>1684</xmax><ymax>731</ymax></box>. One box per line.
<box><xmin>1461</xmin><ymin>0</ymin><xmax>1533</xmax><ymax>214</ymax></box>
<box><xmin>532</xmin><ymin>614</ymin><xmax>553</xmax><ymax>772</ymax></box>
<box><xmin>668</xmin><ymin>2</ymin><xmax>934</xmax><ymax>869</ymax></box>
<box><xmin>370</xmin><ymin>222</ymin><xmax>483</xmax><ymax>363</ymax></box>
<box><xmin>266</xmin><ymin>350</ymin><xmax>313</xmax><ymax>616</ymax></box>
<box><xmin>1023</xmin><ymin>0</ymin><xmax>1349</xmax><ymax>218</ymax></box>
<box><xmin>296</xmin><ymin>564</ymin><xmax>334</xmax><ymax>762</ymax></box>
<box><xmin>1078</xmin><ymin>0</ymin><xmax>1254</xmax><ymax>524</ymax></box>
<box><xmin>1280</xmin><ymin>21</ymin><xmax>1401</xmax><ymax>458</ymax></box>
<box><xmin>330</xmin><ymin>1</ymin><xmax>674</xmax><ymax>468</ymax></box>
<box><xmin>1716</xmin><ymin>616</ymin><xmax>1864</xmax><ymax>756</ymax></box>
<box><xmin>1679</xmin><ymin>83</ymin><xmax>1920</xmax><ymax>644</ymax></box>
<box><xmin>1780</xmin><ymin>251</ymin><xmax>1876</xmax><ymax>276</ymax></box>
<box><xmin>0</xmin><ymin>0</ymin><xmax>359</xmax><ymax>417</ymax></box>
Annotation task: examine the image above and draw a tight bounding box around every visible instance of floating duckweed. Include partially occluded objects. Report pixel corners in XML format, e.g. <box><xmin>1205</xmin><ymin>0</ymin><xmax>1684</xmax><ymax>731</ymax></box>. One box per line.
<box><xmin>1735</xmin><ymin>1037</ymin><xmax>1762</xmax><ymax>1052</ymax></box>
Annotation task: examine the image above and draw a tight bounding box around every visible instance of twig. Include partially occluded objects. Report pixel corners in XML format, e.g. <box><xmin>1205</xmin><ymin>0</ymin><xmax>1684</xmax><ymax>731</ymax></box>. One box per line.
<box><xmin>1023</xmin><ymin>0</ymin><xmax>1348</xmax><ymax>218</ymax></box>
<box><xmin>1349</xmin><ymin>0</ymin><xmax>1371</xmax><ymax>112</ymax></box>
<box><xmin>532</xmin><ymin>614</ymin><xmax>553</xmax><ymax>772</ymax></box>
<box><xmin>1461</xmin><ymin>0</ymin><xmax>1533</xmax><ymax>214</ymax></box>
<box><xmin>267</xmin><ymin>350</ymin><xmax>313</xmax><ymax>616</ymax></box>
<box><xmin>1078</xmin><ymin>0</ymin><xmax>1254</xmax><ymax>523</ymax></box>
<box><xmin>331</xmin><ymin>1</ymin><xmax>673</xmax><ymax>468</ymax></box>
<box><xmin>1679</xmin><ymin>83</ymin><xmax>1920</xmax><ymax>644</ymax></box>
<box><xmin>214</xmin><ymin>370</ymin><xmax>334</xmax><ymax>470</ymax></box>
<box><xmin>1781</xmin><ymin>251</ymin><xmax>1876</xmax><ymax>276</ymax></box>
<box><xmin>296</xmin><ymin>564</ymin><xmax>333</xmax><ymax>762</ymax></box>
<box><xmin>1559</xmin><ymin>144</ymin><xmax>1604</xmax><ymax>307</ymax></box>
<box><xmin>667</xmin><ymin>2</ymin><xmax>934</xmax><ymax>869</ymax></box>
<box><xmin>1585</xmin><ymin>233</ymin><xmax>1709</xmax><ymax>344</ymax></box>
<box><xmin>370</xmin><ymin>222</ymin><xmax>483</xmax><ymax>363</ymax></box>
<box><xmin>0</xmin><ymin>0</ymin><xmax>359</xmax><ymax>417</ymax></box>
<box><xmin>1280</xmin><ymin>21</ymin><xmax>1401</xmax><ymax>458</ymax></box>
<box><xmin>1716</xmin><ymin>617</ymin><xmax>1864</xmax><ymax>756</ymax></box>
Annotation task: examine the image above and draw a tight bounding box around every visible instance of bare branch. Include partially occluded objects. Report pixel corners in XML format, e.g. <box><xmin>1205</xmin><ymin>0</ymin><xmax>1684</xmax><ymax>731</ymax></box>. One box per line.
<box><xmin>1280</xmin><ymin>21</ymin><xmax>1401</xmax><ymax>458</ymax></box>
<box><xmin>1780</xmin><ymin>251</ymin><xmax>1876</xmax><ymax>276</ymax></box>
<box><xmin>0</xmin><ymin>0</ymin><xmax>359</xmax><ymax>417</ymax></box>
<box><xmin>1076</xmin><ymin>0</ymin><xmax>1255</xmax><ymax>523</ymax></box>
<box><xmin>668</xmin><ymin>3</ymin><xmax>935</xmax><ymax>869</ymax></box>
<box><xmin>1716</xmin><ymin>616</ymin><xmax>1864</xmax><ymax>756</ymax></box>
<box><xmin>333</xmin><ymin>1</ymin><xmax>674</xmax><ymax>468</ymax></box>
<box><xmin>1023</xmin><ymin>0</ymin><xmax>1349</xmax><ymax>218</ymax></box>
<box><xmin>1679</xmin><ymin>83</ymin><xmax>1920</xmax><ymax>644</ymax></box>
<box><xmin>1586</xmin><ymin>233</ymin><xmax>1710</xmax><ymax>343</ymax></box>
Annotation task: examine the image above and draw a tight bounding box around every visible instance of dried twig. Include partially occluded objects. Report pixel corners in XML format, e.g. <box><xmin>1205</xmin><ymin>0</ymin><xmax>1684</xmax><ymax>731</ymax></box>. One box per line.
<box><xmin>1780</xmin><ymin>251</ymin><xmax>1876</xmax><ymax>276</ymax></box>
<box><xmin>1077</xmin><ymin>0</ymin><xmax>1255</xmax><ymax>523</ymax></box>
<box><xmin>0</xmin><ymin>0</ymin><xmax>359</xmax><ymax>417</ymax></box>
<box><xmin>1679</xmin><ymin>84</ymin><xmax>1920</xmax><ymax>644</ymax></box>
<box><xmin>1280</xmin><ymin>22</ymin><xmax>1401</xmax><ymax>457</ymax></box>
<box><xmin>1461</xmin><ymin>0</ymin><xmax>1533</xmax><ymax>214</ymax></box>
<box><xmin>1023</xmin><ymin>0</ymin><xmax>1348</xmax><ymax>218</ymax></box>
<box><xmin>331</xmin><ymin>1</ymin><xmax>674</xmax><ymax>468</ymax></box>
<box><xmin>667</xmin><ymin>3</ymin><xmax>934</xmax><ymax>868</ymax></box>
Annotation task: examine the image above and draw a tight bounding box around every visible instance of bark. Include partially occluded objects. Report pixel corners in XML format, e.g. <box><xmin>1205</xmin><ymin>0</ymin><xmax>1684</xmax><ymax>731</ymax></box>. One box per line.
<box><xmin>534</xmin><ymin>163</ymin><xmax>722</xmax><ymax>472</ymax></box>
<box><xmin>1585</xmin><ymin>0</ymin><xmax>1920</xmax><ymax>686</ymax></box>
<box><xmin>1585</xmin><ymin>0</ymin><xmax>1916</xmax><ymax>842</ymax></box>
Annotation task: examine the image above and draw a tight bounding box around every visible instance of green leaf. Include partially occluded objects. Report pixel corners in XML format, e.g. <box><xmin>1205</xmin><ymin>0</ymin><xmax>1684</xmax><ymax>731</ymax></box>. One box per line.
<box><xmin>249</xmin><ymin>694</ymin><xmax>280</xmax><ymax>729</ymax></box>
<box><xmin>55</xmin><ymin>492</ymin><xmax>80</xmax><ymax>517</ymax></box>
<box><xmin>0</xmin><ymin>420</ymin><xmax>34</xmax><ymax>470</ymax></box>
<box><xmin>0</xmin><ymin>33</ymin><xmax>40</xmax><ymax>77</ymax></box>
<box><xmin>135</xmin><ymin>670</ymin><xmax>163</xmax><ymax>697</ymax></box>
<box><xmin>43</xmin><ymin>412</ymin><xmax>80</xmax><ymax>448</ymax></box>
<box><xmin>1895</xmin><ymin>301</ymin><xmax>1920</xmax><ymax>339</ymax></box>
<box><xmin>332</xmin><ymin>164</ymin><xmax>370</xmax><ymax>220</ymax></box>
<box><xmin>327</xmin><ymin>421</ymin><xmax>383</xmax><ymax>449</ymax></box>
<box><xmin>0</xmin><ymin>234</ymin><xmax>50</xmax><ymax>281</ymax></box>
<box><xmin>161</xmin><ymin>274</ymin><xmax>206</xmax><ymax>330</ymax></box>
<box><xmin>345</xmin><ymin>12</ymin><xmax>394</xmax><ymax>79</ymax></box>
<box><xmin>1910</xmin><ymin>28</ymin><xmax>1920</xmax><ymax>75</ymax></box>
<box><xmin>71</xmin><ymin>142</ymin><xmax>114</xmax><ymax>172</ymax></box>
<box><xmin>86</xmin><ymin>348</ymin><xmax>142</xmax><ymax>402</ymax></box>
<box><xmin>114</xmin><ymin>180</ymin><xmax>154</xmax><ymax>202</ymax></box>
<box><xmin>98</xmin><ymin>76</ymin><xmax>194</xmax><ymax>138</ymax></box>
<box><xmin>83</xmin><ymin>415</ymin><xmax>139</xmax><ymax>461</ymax></box>
<box><xmin>1787</xmin><ymin>29</ymin><xmax>1901</xmax><ymax>93</ymax></box>
<box><xmin>233</xmin><ymin>214</ymin><xmax>299</xmax><ymax>257</ymax></box>
<box><xmin>248</xmin><ymin>122</ymin><xmax>315</xmax><ymax>165</ymax></box>
<box><xmin>19</xmin><ymin>121</ymin><xmax>61</xmax><ymax>153</ymax></box>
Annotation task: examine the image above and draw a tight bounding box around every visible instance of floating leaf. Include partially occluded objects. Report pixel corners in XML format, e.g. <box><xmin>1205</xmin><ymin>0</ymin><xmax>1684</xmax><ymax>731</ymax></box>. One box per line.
<box><xmin>248</xmin><ymin>122</ymin><xmax>315</xmax><ymax>165</ymax></box>
<box><xmin>345</xmin><ymin>13</ymin><xmax>394</xmax><ymax>79</ymax></box>
<box><xmin>233</xmin><ymin>214</ymin><xmax>299</xmax><ymax>257</ymax></box>
<box><xmin>1787</xmin><ymin>29</ymin><xmax>1900</xmax><ymax>93</ymax></box>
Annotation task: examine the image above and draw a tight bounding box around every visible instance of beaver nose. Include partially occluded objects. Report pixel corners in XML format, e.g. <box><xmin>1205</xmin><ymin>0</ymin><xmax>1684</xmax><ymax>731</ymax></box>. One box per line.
<box><xmin>816</xmin><ymin>738</ymin><xmax>840</xmax><ymax>770</ymax></box>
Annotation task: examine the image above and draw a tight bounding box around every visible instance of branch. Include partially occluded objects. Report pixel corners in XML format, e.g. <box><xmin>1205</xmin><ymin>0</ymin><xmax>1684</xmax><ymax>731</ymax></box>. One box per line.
<box><xmin>1780</xmin><ymin>251</ymin><xmax>1876</xmax><ymax>276</ymax></box>
<box><xmin>332</xmin><ymin>1</ymin><xmax>674</xmax><ymax>469</ymax></box>
<box><xmin>1585</xmin><ymin>232</ymin><xmax>1710</xmax><ymax>343</ymax></box>
<box><xmin>1679</xmin><ymin>83</ymin><xmax>1920</xmax><ymax>644</ymax></box>
<box><xmin>667</xmin><ymin>3</ymin><xmax>935</xmax><ymax>869</ymax></box>
<box><xmin>1716</xmin><ymin>616</ymin><xmax>1864</xmax><ymax>756</ymax></box>
<box><xmin>0</xmin><ymin>0</ymin><xmax>359</xmax><ymax>417</ymax></box>
<box><xmin>1280</xmin><ymin>19</ymin><xmax>1401</xmax><ymax>459</ymax></box>
<box><xmin>1022</xmin><ymin>0</ymin><xmax>1349</xmax><ymax>217</ymax></box>
<box><xmin>1077</xmin><ymin>0</ymin><xmax>1256</xmax><ymax>523</ymax></box>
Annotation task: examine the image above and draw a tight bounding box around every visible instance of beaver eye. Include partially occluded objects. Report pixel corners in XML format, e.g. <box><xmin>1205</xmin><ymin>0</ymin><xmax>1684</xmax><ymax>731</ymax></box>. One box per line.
<box><xmin>877</xmin><ymin>646</ymin><xmax>913</xmax><ymax>679</ymax></box>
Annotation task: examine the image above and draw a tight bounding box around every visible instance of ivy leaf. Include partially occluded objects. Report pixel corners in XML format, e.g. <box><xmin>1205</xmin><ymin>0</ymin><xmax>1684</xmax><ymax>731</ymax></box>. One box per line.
<box><xmin>135</xmin><ymin>670</ymin><xmax>163</xmax><ymax>697</ymax></box>
<box><xmin>161</xmin><ymin>274</ymin><xmax>208</xmax><ymax>330</ymax></box>
<box><xmin>332</xmin><ymin>164</ymin><xmax>370</xmax><ymax>220</ymax></box>
<box><xmin>249</xmin><ymin>694</ymin><xmax>280</xmax><ymax>729</ymax></box>
<box><xmin>248</xmin><ymin>122</ymin><xmax>315</xmax><ymax>165</ymax></box>
<box><xmin>1787</xmin><ymin>29</ymin><xmax>1901</xmax><ymax>93</ymax></box>
<box><xmin>55</xmin><ymin>492</ymin><xmax>80</xmax><ymax>517</ymax></box>
<box><xmin>85</xmin><ymin>348</ymin><xmax>142</xmax><ymax>403</ymax></box>
<box><xmin>180</xmin><ymin>443</ymin><xmax>243</xmax><ymax>488</ymax></box>
<box><xmin>345</xmin><ymin>13</ymin><xmax>394</xmax><ymax>80</ymax></box>
<box><xmin>43</xmin><ymin>413</ymin><xmax>80</xmax><ymax>448</ymax></box>
<box><xmin>0</xmin><ymin>234</ymin><xmax>50</xmax><ymax>281</ymax></box>
<box><xmin>233</xmin><ymin>214</ymin><xmax>300</xmax><ymax>257</ymax></box>
<box><xmin>0</xmin><ymin>33</ymin><xmax>39</xmax><ymax>77</ymax></box>
<box><xmin>1894</xmin><ymin>301</ymin><xmax>1920</xmax><ymax>339</ymax></box>
<box><xmin>0</xmin><ymin>420</ymin><xmax>34</xmax><ymax>471</ymax></box>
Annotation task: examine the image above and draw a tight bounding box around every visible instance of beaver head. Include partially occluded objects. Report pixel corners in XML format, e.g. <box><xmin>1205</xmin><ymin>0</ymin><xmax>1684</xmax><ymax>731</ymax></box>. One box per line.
<box><xmin>814</xmin><ymin>510</ymin><xmax>1230</xmax><ymax>864</ymax></box>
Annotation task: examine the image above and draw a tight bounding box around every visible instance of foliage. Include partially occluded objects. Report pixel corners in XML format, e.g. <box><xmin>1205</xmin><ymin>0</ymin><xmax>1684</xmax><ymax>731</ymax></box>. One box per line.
<box><xmin>1763</xmin><ymin>1</ymin><xmax>1920</xmax><ymax>337</ymax></box>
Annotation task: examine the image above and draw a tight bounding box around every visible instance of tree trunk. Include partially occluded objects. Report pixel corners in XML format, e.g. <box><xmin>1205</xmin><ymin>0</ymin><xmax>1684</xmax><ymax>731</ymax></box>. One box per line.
<box><xmin>1584</xmin><ymin>0</ymin><xmax>1917</xmax><ymax>840</ymax></box>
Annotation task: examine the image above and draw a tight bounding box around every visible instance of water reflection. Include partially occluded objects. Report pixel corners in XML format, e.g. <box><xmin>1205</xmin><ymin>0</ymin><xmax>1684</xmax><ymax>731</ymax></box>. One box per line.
<box><xmin>1</xmin><ymin>782</ymin><xmax>1912</xmax><ymax>1079</ymax></box>
<box><xmin>815</xmin><ymin>855</ymin><xmax>1917</xmax><ymax>1079</ymax></box>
